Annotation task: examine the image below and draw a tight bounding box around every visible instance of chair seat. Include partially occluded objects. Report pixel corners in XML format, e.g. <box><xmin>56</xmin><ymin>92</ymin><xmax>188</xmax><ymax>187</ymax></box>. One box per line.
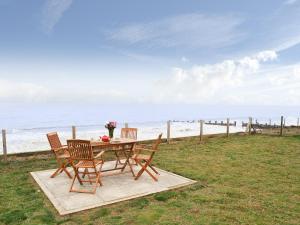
<box><xmin>75</xmin><ymin>160</ymin><xmax>103</xmax><ymax>168</ymax></box>
<box><xmin>132</xmin><ymin>154</ymin><xmax>151</xmax><ymax>160</ymax></box>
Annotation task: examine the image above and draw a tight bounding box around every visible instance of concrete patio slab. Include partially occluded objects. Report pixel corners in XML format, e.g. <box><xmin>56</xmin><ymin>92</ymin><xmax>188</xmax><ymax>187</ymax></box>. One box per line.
<box><xmin>30</xmin><ymin>161</ymin><xmax>196</xmax><ymax>215</ymax></box>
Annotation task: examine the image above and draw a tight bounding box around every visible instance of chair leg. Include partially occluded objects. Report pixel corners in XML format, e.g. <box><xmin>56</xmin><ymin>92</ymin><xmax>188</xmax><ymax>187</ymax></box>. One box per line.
<box><xmin>134</xmin><ymin>160</ymin><xmax>146</xmax><ymax>180</ymax></box>
<box><xmin>98</xmin><ymin>163</ymin><xmax>103</xmax><ymax>186</ymax></box>
<box><xmin>96</xmin><ymin>168</ymin><xmax>102</xmax><ymax>186</ymax></box>
<box><xmin>69</xmin><ymin>168</ymin><xmax>79</xmax><ymax>192</ymax></box>
<box><xmin>86</xmin><ymin>168</ymin><xmax>93</xmax><ymax>184</ymax></box>
<box><xmin>114</xmin><ymin>158</ymin><xmax>119</xmax><ymax>169</ymax></box>
<box><xmin>98</xmin><ymin>175</ymin><xmax>103</xmax><ymax>186</ymax></box>
<box><xmin>132</xmin><ymin>149</ymin><xmax>138</xmax><ymax>165</ymax></box>
<box><xmin>143</xmin><ymin>166</ymin><xmax>158</xmax><ymax>181</ymax></box>
<box><xmin>51</xmin><ymin>161</ymin><xmax>72</xmax><ymax>179</ymax></box>
<box><xmin>92</xmin><ymin>172</ymin><xmax>101</xmax><ymax>194</ymax></box>
<box><xmin>70</xmin><ymin>163</ymin><xmax>104</xmax><ymax>194</ymax></box>
<box><xmin>50</xmin><ymin>167</ymin><xmax>62</xmax><ymax>178</ymax></box>
<box><xmin>63</xmin><ymin>167</ymin><xmax>72</xmax><ymax>179</ymax></box>
<box><xmin>91</xmin><ymin>167</ymin><xmax>102</xmax><ymax>194</ymax></box>
<box><xmin>149</xmin><ymin>164</ymin><xmax>159</xmax><ymax>174</ymax></box>
<box><xmin>82</xmin><ymin>168</ymin><xmax>88</xmax><ymax>178</ymax></box>
<box><xmin>75</xmin><ymin>168</ymin><xmax>83</xmax><ymax>185</ymax></box>
<box><xmin>135</xmin><ymin>160</ymin><xmax>158</xmax><ymax>181</ymax></box>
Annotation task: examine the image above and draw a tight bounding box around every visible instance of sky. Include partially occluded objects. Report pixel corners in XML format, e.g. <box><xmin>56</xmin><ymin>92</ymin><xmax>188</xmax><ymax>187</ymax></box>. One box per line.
<box><xmin>0</xmin><ymin>0</ymin><xmax>300</xmax><ymax>126</ymax></box>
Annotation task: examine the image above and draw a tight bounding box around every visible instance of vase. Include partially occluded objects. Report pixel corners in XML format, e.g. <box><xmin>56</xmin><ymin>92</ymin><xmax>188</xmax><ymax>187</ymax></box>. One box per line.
<box><xmin>108</xmin><ymin>129</ymin><xmax>114</xmax><ymax>138</ymax></box>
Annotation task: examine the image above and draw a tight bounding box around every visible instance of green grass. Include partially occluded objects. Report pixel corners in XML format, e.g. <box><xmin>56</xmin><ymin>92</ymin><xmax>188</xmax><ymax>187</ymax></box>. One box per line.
<box><xmin>0</xmin><ymin>134</ymin><xmax>299</xmax><ymax>225</ymax></box>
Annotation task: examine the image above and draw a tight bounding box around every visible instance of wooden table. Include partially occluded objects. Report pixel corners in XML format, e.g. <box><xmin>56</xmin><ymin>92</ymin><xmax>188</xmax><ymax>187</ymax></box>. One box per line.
<box><xmin>91</xmin><ymin>139</ymin><xmax>136</xmax><ymax>177</ymax></box>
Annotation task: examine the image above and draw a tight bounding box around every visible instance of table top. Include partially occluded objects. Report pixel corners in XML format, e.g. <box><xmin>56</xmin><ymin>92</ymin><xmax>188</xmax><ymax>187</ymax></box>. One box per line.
<box><xmin>91</xmin><ymin>138</ymin><xmax>137</xmax><ymax>147</ymax></box>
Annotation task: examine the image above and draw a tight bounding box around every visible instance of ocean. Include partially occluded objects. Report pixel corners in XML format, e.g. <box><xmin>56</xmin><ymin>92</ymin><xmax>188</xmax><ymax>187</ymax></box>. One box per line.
<box><xmin>0</xmin><ymin>103</ymin><xmax>299</xmax><ymax>154</ymax></box>
<box><xmin>4</xmin><ymin>121</ymin><xmax>247</xmax><ymax>153</ymax></box>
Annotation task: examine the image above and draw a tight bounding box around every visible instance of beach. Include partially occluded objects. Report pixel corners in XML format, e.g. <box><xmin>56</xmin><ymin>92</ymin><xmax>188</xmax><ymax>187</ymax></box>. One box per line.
<box><xmin>2</xmin><ymin>121</ymin><xmax>247</xmax><ymax>153</ymax></box>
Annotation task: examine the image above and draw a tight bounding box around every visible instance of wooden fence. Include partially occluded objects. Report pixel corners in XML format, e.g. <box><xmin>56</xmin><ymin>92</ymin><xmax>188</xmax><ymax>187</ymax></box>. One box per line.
<box><xmin>1</xmin><ymin>116</ymin><xmax>299</xmax><ymax>161</ymax></box>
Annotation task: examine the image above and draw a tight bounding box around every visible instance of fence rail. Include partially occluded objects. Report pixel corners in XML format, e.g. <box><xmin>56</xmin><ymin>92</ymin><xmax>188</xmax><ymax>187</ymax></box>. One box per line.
<box><xmin>205</xmin><ymin>120</ymin><xmax>237</xmax><ymax>126</ymax></box>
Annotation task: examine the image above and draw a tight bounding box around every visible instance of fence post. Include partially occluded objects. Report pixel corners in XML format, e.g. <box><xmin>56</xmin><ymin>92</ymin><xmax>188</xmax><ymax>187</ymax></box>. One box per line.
<box><xmin>125</xmin><ymin>123</ymin><xmax>128</xmax><ymax>128</ymax></box>
<box><xmin>248</xmin><ymin>117</ymin><xmax>252</xmax><ymax>135</ymax></box>
<box><xmin>280</xmin><ymin>116</ymin><xmax>284</xmax><ymax>136</ymax></box>
<box><xmin>2</xmin><ymin>129</ymin><xmax>7</xmax><ymax>161</ymax></box>
<box><xmin>297</xmin><ymin>117</ymin><xmax>299</xmax><ymax>127</ymax></box>
<box><xmin>167</xmin><ymin>120</ymin><xmax>171</xmax><ymax>144</ymax></box>
<box><xmin>269</xmin><ymin>119</ymin><xmax>271</xmax><ymax>126</ymax></box>
<box><xmin>72</xmin><ymin>126</ymin><xmax>76</xmax><ymax>139</ymax></box>
<box><xmin>226</xmin><ymin>118</ymin><xmax>230</xmax><ymax>137</ymax></box>
<box><xmin>199</xmin><ymin>120</ymin><xmax>204</xmax><ymax>142</ymax></box>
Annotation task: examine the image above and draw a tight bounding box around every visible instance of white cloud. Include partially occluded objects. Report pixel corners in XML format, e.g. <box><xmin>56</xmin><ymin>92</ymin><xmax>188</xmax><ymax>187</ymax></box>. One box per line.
<box><xmin>109</xmin><ymin>13</ymin><xmax>244</xmax><ymax>49</ymax></box>
<box><xmin>255</xmin><ymin>50</ymin><xmax>277</xmax><ymax>61</ymax></box>
<box><xmin>274</xmin><ymin>35</ymin><xmax>300</xmax><ymax>52</ymax></box>
<box><xmin>152</xmin><ymin>50</ymin><xmax>300</xmax><ymax>105</ymax></box>
<box><xmin>0</xmin><ymin>79</ymin><xmax>50</xmax><ymax>102</ymax></box>
<box><xmin>41</xmin><ymin>0</ymin><xmax>73</xmax><ymax>34</ymax></box>
<box><xmin>2</xmin><ymin>50</ymin><xmax>300</xmax><ymax>106</ymax></box>
<box><xmin>0</xmin><ymin>59</ymin><xmax>153</xmax><ymax>104</ymax></box>
<box><xmin>0</xmin><ymin>79</ymin><xmax>130</xmax><ymax>103</ymax></box>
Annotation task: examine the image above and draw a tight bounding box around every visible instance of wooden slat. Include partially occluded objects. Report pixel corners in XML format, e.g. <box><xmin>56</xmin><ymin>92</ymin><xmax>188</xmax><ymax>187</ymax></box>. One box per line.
<box><xmin>248</xmin><ymin>117</ymin><xmax>252</xmax><ymax>135</ymax></box>
<box><xmin>226</xmin><ymin>118</ymin><xmax>230</xmax><ymax>137</ymax></box>
<box><xmin>167</xmin><ymin>120</ymin><xmax>171</xmax><ymax>144</ymax></box>
<box><xmin>2</xmin><ymin>129</ymin><xmax>7</xmax><ymax>161</ymax></box>
<box><xmin>199</xmin><ymin>120</ymin><xmax>204</xmax><ymax>142</ymax></box>
<box><xmin>72</xmin><ymin>126</ymin><xmax>76</xmax><ymax>139</ymax></box>
<box><xmin>280</xmin><ymin>116</ymin><xmax>284</xmax><ymax>136</ymax></box>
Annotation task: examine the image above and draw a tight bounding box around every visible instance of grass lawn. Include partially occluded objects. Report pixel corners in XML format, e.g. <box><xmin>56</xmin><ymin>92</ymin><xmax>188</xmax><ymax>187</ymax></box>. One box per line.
<box><xmin>0</xmin><ymin>134</ymin><xmax>299</xmax><ymax>225</ymax></box>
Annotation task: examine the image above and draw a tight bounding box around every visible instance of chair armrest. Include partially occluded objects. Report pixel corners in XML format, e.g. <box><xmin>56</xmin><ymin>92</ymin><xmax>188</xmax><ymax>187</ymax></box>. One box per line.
<box><xmin>52</xmin><ymin>146</ymin><xmax>67</xmax><ymax>152</ymax></box>
<box><xmin>136</xmin><ymin>144</ymin><xmax>152</xmax><ymax>149</ymax></box>
<box><xmin>140</xmin><ymin>149</ymin><xmax>155</xmax><ymax>152</ymax></box>
<box><xmin>134</xmin><ymin>147</ymin><xmax>155</xmax><ymax>155</ymax></box>
<box><xmin>95</xmin><ymin>151</ymin><xmax>105</xmax><ymax>159</ymax></box>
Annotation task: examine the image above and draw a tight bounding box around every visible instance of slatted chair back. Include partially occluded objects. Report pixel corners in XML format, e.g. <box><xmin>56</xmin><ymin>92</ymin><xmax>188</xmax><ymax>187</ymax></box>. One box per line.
<box><xmin>152</xmin><ymin>133</ymin><xmax>163</xmax><ymax>151</ymax></box>
<box><xmin>121</xmin><ymin>128</ymin><xmax>138</xmax><ymax>139</ymax></box>
<box><xmin>47</xmin><ymin>132</ymin><xmax>63</xmax><ymax>150</ymax></box>
<box><xmin>67</xmin><ymin>140</ymin><xmax>93</xmax><ymax>161</ymax></box>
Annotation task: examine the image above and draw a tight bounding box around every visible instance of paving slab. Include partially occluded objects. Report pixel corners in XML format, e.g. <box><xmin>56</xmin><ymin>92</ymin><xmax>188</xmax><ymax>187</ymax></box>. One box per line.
<box><xmin>30</xmin><ymin>161</ymin><xmax>196</xmax><ymax>215</ymax></box>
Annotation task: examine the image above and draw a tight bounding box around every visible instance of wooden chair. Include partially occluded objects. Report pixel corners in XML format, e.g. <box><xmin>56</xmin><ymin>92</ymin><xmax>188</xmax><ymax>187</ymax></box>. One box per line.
<box><xmin>132</xmin><ymin>133</ymin><xmax>162</xmax><ymax>181</ymax></box>
<box><xmin>121</xmin><ymin>128</ymin><xmax>138</xmax><ymax>139</ymax></box>
<box><xmin>46</xmin><ymin>132</ymin><xmax>72</xmax><ymax>179</ymax></box>
<box><xmin>115</xmin><ymin>128</ymin><xmax>138</xmax><ymax>167</ymax></box>
<box><xmin>67</xmin><ymin>139</ymin><xmax>105</xmax><ymax>194</ymax></box>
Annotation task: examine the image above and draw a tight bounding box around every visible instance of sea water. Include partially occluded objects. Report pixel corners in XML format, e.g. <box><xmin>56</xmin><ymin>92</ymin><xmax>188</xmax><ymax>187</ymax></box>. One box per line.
<box><xmin>0</xmin><ymin>103</ymin><xmax>299</xmax><ymax>154</ymax></box>
<box><xmin>3</xmin><ymin>121</ymin><xmax>247</xmax><ymax>153</ymax></box>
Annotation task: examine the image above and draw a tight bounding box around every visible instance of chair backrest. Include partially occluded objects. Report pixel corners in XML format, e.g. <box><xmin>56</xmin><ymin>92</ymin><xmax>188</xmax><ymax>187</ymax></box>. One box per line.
<box><xmin>152</xmin><ymin>133</ymin><xmax>163</xmax><ymax>151</ymax></box>
<box><xmin>67</xmin><ymin>139</ymin><xmax>93</xmax><ymax>161</ymax></box>
<box><xmin>121</xmin><ymin>128</ymin><xmax>138</xmax><ymax>140</ymax></box>
<box><xmin>47</xmin><ymin>132</ymin><xmax>63</xmax><ymax>150</ymax></box>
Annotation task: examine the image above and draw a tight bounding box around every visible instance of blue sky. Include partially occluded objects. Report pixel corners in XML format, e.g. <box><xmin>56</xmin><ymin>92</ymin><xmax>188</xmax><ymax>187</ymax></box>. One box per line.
<box><xmin>0</xmin><ymin>0</ymin><xmax>300</xmax><ymax>109</ymax></box>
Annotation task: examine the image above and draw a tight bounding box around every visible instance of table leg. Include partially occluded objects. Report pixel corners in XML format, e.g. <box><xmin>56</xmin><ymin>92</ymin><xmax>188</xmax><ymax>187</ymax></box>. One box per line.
<box><xmin>121</xmin><ymin>144</ymin><xmax>135</xmax><ymax>177</ymax></box>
